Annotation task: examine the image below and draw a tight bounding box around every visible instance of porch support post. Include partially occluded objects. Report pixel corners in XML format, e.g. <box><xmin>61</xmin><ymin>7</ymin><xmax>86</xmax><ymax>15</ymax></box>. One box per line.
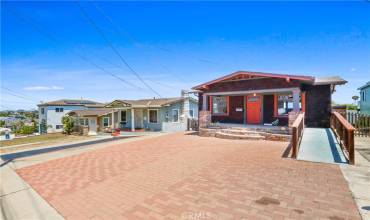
<box><xmin>118</xmin><ymin>110</ymin><xmax>121</xmax><ymax>129</ymax></box>
<box><xmin>292</xmin><ymin>89</ymin><xmax>300</xmax><ymax>112</ymax></box>
<box><xmin>111</xmin><ymin>110</ymin><xmax>115</xmax><ymax>129</ymax></box>
<box><xmin>131</xmin><ymin>108</ymin><xmax>135</xmax><ymax>131</ymax></box>
<box><xmin>202</xmin><ymin>94</ymin><xmax>208</xmax><ymax>111</ymax></box>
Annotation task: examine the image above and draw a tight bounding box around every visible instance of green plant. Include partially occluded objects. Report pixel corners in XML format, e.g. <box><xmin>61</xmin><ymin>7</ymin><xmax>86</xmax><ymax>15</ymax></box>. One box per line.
<box><xmin>20</xmin><ymin>125</ymin><xmax>36</xmax><ymax>135</ymax></box>
<box><xmin>346</xmin><ymin>104</ymin><xmax>358</xmax><ymax>110</ymax></box>
<box><xmin>62</xmin><ymin>116</ymin><xmax>75</xmax><ymax>135</ymax></box>
<box><xmin>39</xmin><ymin>119</ymin><xmax>48</xmax><ymax>134</ymax></box>
<box><xmin>0</xmin><ymin>120</ymin><xmax>5</xmax><ymax>127</ymax></box>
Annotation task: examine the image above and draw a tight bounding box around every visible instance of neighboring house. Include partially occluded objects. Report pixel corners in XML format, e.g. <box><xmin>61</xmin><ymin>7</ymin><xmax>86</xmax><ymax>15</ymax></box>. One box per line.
<box><xmin>68</xmin><ymin>93</ymin><xmax>198</xmax><ymax>135</ymax></box>
<box><xmin>192</xmin><ymin>71</ymin><xmax>347</xmax><ymax>128</ymax></box>
<box><xmin>358</xmin><ymin>81</ymin><xmax>370</xmax><ymax>114</ymax></box>
<box><xmin>38</xmin><ymin>99</ymin><xmax>104</xmax><ymax>133</ymax></box>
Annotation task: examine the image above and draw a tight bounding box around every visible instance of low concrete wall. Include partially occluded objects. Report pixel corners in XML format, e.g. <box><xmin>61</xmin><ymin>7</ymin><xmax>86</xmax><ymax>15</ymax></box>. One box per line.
<box><xmin>162</xmin><ymin>122</ymin><xmax>187</xmax><ymax>132</ymax></box>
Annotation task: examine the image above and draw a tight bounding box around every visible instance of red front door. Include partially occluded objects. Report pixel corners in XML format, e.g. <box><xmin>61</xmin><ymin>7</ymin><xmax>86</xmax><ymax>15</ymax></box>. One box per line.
<box><xmin>246</xmin><ymin>95</ymin><xmax>262</xmax><ymax>124</ymax></box>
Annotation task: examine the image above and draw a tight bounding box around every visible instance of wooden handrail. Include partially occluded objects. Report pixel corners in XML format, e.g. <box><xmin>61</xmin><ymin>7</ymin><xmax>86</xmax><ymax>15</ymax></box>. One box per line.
<box><xmin>332</xmin><ymin>112</ymin><xmax>356</xmax><ymax>131</ymax></box>
<box><xmin>291</xmin><ymin>112</ymin><xmax>305</xmax><ymax>159</ymax></box>
<box><xmin>330</xmin><ymin>112</ymin><xmax>355</xmax><ymax>164</ymax></box>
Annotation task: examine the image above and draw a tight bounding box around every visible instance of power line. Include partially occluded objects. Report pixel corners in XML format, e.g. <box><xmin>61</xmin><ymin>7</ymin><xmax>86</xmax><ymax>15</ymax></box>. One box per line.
<box><xmin>75</xmin><ymin>1</ymin><xmax>162</xmax><ymax>98</ymax></box>
<box><xmin>1</xmin><ymin>87</ymin><xmax>39</xmax><ymax>103</ymax></box>
<box><xmin>7</xmin><ymin>8</ymin><xmax>146</xmax><ymax>92</ymax></box>
<box><xmin>91</xmin><ymin>2</ymin><xmax>213</xmax><ymax>83</ymax></box>
<box><xmin>92</xmin><ymin>2</ymin><xmax>216</xmax><ymax>65</ymax></box>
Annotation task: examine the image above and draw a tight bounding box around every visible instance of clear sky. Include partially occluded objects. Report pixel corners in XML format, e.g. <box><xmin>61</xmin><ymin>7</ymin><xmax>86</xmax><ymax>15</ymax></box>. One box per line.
<box><xmin>1</xmin><ymin>1</ymin><xmax>369</xmax><ymax>110</ymax></box>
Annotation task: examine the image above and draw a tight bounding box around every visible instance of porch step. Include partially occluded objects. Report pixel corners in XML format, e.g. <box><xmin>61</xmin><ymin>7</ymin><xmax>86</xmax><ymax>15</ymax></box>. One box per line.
<box><xmin>214</xmin><ymin>128</ymin><xmax>291</xmax><ymax>142</ymax></box>
<box><xmin>229</xmin><ymin>126</ymin><xmax>291</xmax><ymax>135</ymax></box>
<box><xmin>215</xmin><ymin>131</ymin><xmax>265</xmax><ymax>140</ymax></box>
<box><xmin>220</xmin><ymin>129</ymin><xmax>262</xmax><ymax>136</ymax></box>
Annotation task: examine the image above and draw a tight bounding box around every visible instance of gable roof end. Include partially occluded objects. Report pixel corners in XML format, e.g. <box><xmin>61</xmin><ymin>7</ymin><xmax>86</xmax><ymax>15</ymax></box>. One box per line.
<box><xmin>358</xmin><ymin>81</ymin><xmax>370</xmax><ymax>90</ymax></box>
<box><xmin>192</xmin><ymin>71</ymin><xmax>315</xmax><ymax>90</ymax></box>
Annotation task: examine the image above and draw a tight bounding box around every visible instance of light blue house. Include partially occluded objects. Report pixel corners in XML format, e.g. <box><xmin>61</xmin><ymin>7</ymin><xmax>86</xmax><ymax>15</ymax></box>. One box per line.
<box><xmin>358</xmin><ymin>82</ymin><xmax>370</xmax><ymax>114</ymax></box>
<box><xmin>68</xmin><ymin>94</ymin><xmax>198</xmax><ymax>134</ymax></box>
<box><xmin>38</xmin><ymin>99</ymin><xmax>104</xmax><ymax>133</ymax></box>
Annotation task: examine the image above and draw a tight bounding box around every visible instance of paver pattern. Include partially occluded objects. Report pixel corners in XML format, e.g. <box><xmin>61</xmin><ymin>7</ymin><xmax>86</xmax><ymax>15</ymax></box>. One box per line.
<box><xmin>17</xmin><ymin>132</ymin><xmax>360</xmax><ymax>220</ymax></box>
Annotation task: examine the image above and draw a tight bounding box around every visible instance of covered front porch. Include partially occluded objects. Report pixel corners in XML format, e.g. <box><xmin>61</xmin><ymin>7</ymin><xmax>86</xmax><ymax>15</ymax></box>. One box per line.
<box><xmin>200</xmin><ymin>87</ymin><xmax>305</xmax><ymax>127</ymax></box>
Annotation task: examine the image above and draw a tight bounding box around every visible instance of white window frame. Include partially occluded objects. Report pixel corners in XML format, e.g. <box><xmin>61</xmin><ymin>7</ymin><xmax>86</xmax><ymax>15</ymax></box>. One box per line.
<box><xmin>148</xmin><ymin>109</ymin><xmax>159</xmax><ymax>124</ymax></box>
<box><xmin>56</xmin><ymin>125</ymin><xmax>63</xmax><ymax>129</ymax></box>
<box><xmin>189</xmin><ymin>109</ymin><xmax>194</xmax><ymax>118</ymax></box>
<box><xmin>41</xmin><ymin>108</ymin><xmax>45</xmax><ymax>114</ymax></box>
<box><xmin>172</xmin><ymin>109</ymin><xmax>179</xmax><ymax>123</ymax></box>
<box><xmin>121</xmin><ymin>110</ymin><xmax>127</xmax><ymax>123</ymax></box>
<box><xmin>103</xmin><ymin>116</ymin><xmax>110</xmax><ymax>127</ymax></box>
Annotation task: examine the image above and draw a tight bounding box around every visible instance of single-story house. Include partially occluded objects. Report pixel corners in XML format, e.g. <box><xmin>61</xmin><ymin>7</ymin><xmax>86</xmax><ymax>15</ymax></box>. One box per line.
<box><xmin>192</xmin><ymin>71</ymin><xmax>347</xmax><ymax>128</ymax></box>
<box><xmin>68</xmin><ymin>94</ymin><xmax>198</xmax><ymax>135</ymax></box>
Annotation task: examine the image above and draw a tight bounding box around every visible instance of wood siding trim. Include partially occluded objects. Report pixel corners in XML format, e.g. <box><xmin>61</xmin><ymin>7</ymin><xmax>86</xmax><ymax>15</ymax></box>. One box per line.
<box><xmin>204</xmin><ymin>87</ymin><xmax>300</xmax><ymax>96</ymax></box>
<box><xmin>301</xmin><ymin>91</ymin><xmax>306</xmax><ymax>112</ymax></box>
<box><xmin>274</xmin><ymin>94</ymin><xmax>278</xmax><ymax>117</ymax></box>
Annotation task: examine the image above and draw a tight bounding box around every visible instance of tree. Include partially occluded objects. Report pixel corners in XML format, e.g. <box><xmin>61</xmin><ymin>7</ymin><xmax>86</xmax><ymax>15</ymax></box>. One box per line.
<box><xmin>352</xmin><ymin>95</ymin><xmax>359</xmax><ymax>106</ymax></box>
<box><xmin>39</xmin><ymin>119</ymin><xmax>48</xmax><ymax>134</ymax></box>
<box><xmin>0</xmin><ymin>120</ymin><xmax>5</xmax><ymax>127</ymax></box>
<box><xmin>62</xmin><ymin>116</ymin><xmax>74</xmax><ymax>135</ymax></box>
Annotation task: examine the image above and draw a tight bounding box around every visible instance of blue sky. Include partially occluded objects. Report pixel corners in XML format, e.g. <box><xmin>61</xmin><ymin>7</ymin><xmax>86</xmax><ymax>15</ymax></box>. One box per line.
<box><xmin>1</xmin><ymin>1</ymin><xmax>370</xmax><ymax>110</ymax></box>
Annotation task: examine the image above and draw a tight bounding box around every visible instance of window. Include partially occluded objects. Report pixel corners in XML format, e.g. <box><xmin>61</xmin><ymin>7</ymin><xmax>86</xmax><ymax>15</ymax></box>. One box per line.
<box><xmin>362</xmin><ymin>91</ymin><xmax>366</xmax><ymax>102</ymax></box>
<box><xmin>79</xmin><ymin>118</ymin><xmax>89</xmax><ymax>126</ymax></box>
<box><xmin>149</xmin><ymin>109</ymin><xmax>158</xmax><ymax>123</ymax></box>
<box><xmin>172</xmin><ymin>109</ymin><xmax>179</xmax><ymax>122</ymax></box>
<box><xmin>212</xmin><ymin>96</ymin><xmax>228</xmax><ymax>115</ymax></box>
<box><xmin>121</xmin><ymin>110</ymin><xmax>127</xmax><ymax>123</ymax></box>
<box><xmin>277</xmin><ymin>94</ymin><xmax>303</xmax><ymax>116</ymax></box>
<box><xmin>103</xmin><ymin>117</ymin><xmax>110</xmax><ymax>127</ymax></box>
<box><xmin>189</xmin><ymin>109</ymin><xmax>194</xmax><ymax>118</ymax></box>
<box><xmin>55</xmin><ymin>108</ymin><xmax>64</xmax><ymax>112</ymax></box>
<box><xmin>41</xmin><ymin>108</ymin><xmax>44</xmax><ymax>114</ymax></box>
<box><xmin>56</xmin><ymin>125</ymin><xmax>63</xmax><ymax>129</ymax></box>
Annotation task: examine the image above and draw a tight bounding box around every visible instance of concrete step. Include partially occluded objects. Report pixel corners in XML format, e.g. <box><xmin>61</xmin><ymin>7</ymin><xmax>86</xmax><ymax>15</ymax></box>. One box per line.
<box><xmin>217</xmin><ymin>129</ymin><xmax>291</xmax><ymax>142</ymax></box>
<box><xmin>219</xmin><ymin>129</ymin><xmax>263</xmax><ymax>136</ymax></box>
<box><xmin>215</xmin><ymin>132</ymin><xmax>265</xmax><ymax>140</ymax></box>
<box><xmin>230</xmin><ymin>127</ymin><xmax>291</xmax><ymax>135</ymax></box>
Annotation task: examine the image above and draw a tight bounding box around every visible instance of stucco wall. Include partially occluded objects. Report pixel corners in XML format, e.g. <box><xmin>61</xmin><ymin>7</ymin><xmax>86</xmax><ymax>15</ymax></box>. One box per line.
<box><xmin>359</xmin><ymin>86</ymin><xmax>370</xmax><ymax>114</ymax></box>
<box><xmin>40</xmin><ymin>105</ymin><xmax>88</xmax><ymax>133</ymax></box>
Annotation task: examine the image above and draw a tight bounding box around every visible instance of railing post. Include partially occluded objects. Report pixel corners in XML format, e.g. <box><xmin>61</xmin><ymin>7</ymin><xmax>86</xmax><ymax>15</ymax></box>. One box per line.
<box><xmin>292</xmin><ymin>127</ymin><xmax>297</xmax><ymax>158</ymax></box>
<box><xmin>348</xmin><ymin>130</ymin><xmax>355</xmax><ymax>165</ymax></box>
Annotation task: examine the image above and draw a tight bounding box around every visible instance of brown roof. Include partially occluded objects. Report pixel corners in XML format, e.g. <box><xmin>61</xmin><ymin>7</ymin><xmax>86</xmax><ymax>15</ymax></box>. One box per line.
<box><xmin>38</xmin><ymin>99</ymin><xmax>104</xmax><ymax>107</ymax></box>
<box><xmin>192</xmin><ymin>70</ymin><xmax>347</xmax><ymax>90</ymax></box>
<box><xmin>106</xmin><ymin>97</ymin><xmax>197</xmax><ymax>108</ymax></box>
<box><xmin>192</xmin><ymin>71</ymin><xmax>315</xmax><ymax>90</ymax></box>
<box><xmin>67</xmin><ymin>109</ymin><xmax>112</xmax><ymax>117</ymax></box>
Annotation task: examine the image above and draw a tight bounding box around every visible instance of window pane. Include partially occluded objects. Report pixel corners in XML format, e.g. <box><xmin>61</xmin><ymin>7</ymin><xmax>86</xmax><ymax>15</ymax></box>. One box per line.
<box><xmin>149</xmin><ymin>110</ymin><xmax>158</xmax><ymax>123</ymax></box>
<box><xmin>189</xmin><ymin>109</ymin><xmax>194</xmax><ymax>117</ymax></box>
<box><xmin>212</xmin><ymin>96</ymin><xmax>228</xmax><ymax>114</ymax></box>
<box><xmin>121</xmin><ymin>111</ymin><xmax>127</xmax><ymax>122</ymax></box>
<box><xmin>173</xmin><ymin>110</ymin><xmax>179</xmax><ymax>122</ymax></box>
<box><xmin>103</xmin><ymin>117</ymin><xmax>109</xmax><ymax>126</ymax></box>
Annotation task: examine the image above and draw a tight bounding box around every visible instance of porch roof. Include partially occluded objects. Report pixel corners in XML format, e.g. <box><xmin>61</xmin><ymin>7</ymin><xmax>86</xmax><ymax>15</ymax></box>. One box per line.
<box><xmin>105</xmin><ymin>97</ymin><xmax>197</xmax><ymax>108</ymax></box>
<box><xmin>68</xmin><ymin>109</ymin><xmax>112</xmax><ymax>117</ymax></box>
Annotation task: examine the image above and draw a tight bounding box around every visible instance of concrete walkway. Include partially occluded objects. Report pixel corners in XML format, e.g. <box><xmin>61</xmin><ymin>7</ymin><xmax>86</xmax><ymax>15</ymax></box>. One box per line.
<box><xmin>0</xmin><ymin>158</ymin><xmax>64</xmax><ymax>220</ymax></box>
<box><xmin>297</xmin><ymin>128</ymin><xmax>347</xmax><ymax>164</ymax></box>
<box><xmin>341</xmin><ymin>136</ymin><xmax>370</xmax><ymax>220</ymax></box>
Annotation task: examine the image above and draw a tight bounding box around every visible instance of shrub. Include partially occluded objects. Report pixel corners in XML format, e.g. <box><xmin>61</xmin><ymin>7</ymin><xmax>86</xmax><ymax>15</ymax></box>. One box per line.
<box><xmin>20</xmin><ymin>125</ymin><xmax>36</xmax><ymax>135</ymax></box>
<box><xmin>62</xmin><ymin>116</ymin><xmax>75</xmax><ymax>135</ymax></box>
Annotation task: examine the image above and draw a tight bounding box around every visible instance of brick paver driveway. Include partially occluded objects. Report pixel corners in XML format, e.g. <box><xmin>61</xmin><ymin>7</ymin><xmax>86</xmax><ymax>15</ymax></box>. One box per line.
<box><xmin>17</xmin><ymin>132</ymin><xmax>360</xmax><ymax>220</ymax></box>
